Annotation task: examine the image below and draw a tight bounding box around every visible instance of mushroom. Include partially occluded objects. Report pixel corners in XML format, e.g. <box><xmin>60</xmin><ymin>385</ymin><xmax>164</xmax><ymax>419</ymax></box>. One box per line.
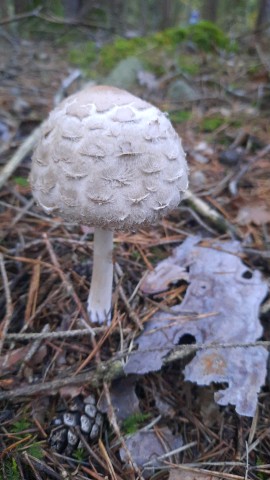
<box><xmin>30</xmin><ymin>85</ymin><xmax>188</xmax><ymax>323</ymax></box>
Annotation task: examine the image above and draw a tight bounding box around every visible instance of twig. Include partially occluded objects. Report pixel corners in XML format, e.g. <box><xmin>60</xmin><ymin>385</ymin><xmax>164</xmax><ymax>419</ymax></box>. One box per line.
<box><xmin>151</xmin><ymin>465</ymin><xmax>245</xmax><ymax>479</ymax></box>
<box><xmin>0</xmin><ymin>7</ymin><xmax>42</xmax><ymax>26</ymax></box>
<box><xmin>43</xmin><ymin>233</ymin><xmax>93</xmax><ymax>332</ymax></box>
<box><xmin>179</xmin><ymin>206</ymin><xmax>217</xmax><ymax>235</ymax></box>
<box><xmin>74</xmin><ymin>427</ymin><xmax>108</xmax><ymax>471</ymax></box>
<box><xmin>103</xmin><ymin>382</ymin><xmax>142</xmax><ymax>480</ymax></box>
<box><xmin>0</xmin><ymin>126</ymin><xmax>41</xmax><ymax>190</ymax></box>
<box><xmin>1</xmin><ymin>340</ymin><xmax>269</xmax><ymax>400</ymax></box>
<box><xmin>0</xmin><ymin>254</ymin><xmax>14</xmax><ymax>354</ymax></box>
<box><xmin>53</xmin><ymin>69</ymin><xmax>82</xmax><ymax>106</ymax></box>
<box><xmin>114</xmin><ymin>263</ymin><xmax>143</xmax><ymax>330</ymax></box>
<box><xmin>0</xmin><ymin>7</ymin><xmax>110</xmax><ymax>30</ymax></box>
<box><xmin>0</xmin><ymin>69</ymin><xmax>84</xmax><ymax>191</ymax></box>
<box><xmin>229</xmin><ymin>144</ymin><xmax>270</xmax><ymax>196</ymax></box>
<box><xmin>98</xmin><ymin>437</ymin><xmax>118</xmax><ymax>480</ymax></box>
<box><xmin>184</xmin><ymin>190</ymin><xmax>241</xmax><ymax>238</ymax></box>
<box><xmin>2</xmin><ymin>327</ymin><xmax>130</xmax><ymax>342</ymax></box>
<box><xmin>18</xmin><ymin>325</ymin><xmax>50</xmax><ymax>375</ymax></box>
<box><xmin>143</xmin><ymin>441</ymin><xmax>197</xmax><ymax>467</ymax></box>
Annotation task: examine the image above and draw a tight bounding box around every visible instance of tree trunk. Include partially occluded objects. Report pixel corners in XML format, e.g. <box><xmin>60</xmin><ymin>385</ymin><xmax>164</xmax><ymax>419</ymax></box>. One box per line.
<box><xmin>256</xmin><ymin>0</ymin><xmax>270</xmax><ymax>29</ymax></box>
<box><xmin>160</xmin><ymin>0</ymin><xmax>174</xmax><ymax>29</ymax></box>
<box><xmin>0</xmin><ymin>0</ymin><xmax>9</xmax><ymax>18</ymax></box>
<box><xmin>201</xmin><ymin>0</ymin><xmax>219</xmax><ymax>23</ymax></box>
<box><xmin>62</xmin><ymin>0</ymin><xmax>82</xmax><ymax>19</ymax></box>
<box><xmin>108</xmin><ymin>0</ymin><xmax>125</xmax><ymax>34</ymax></box>
<box><xmin>13</xmin><ymin>0</ymin><xmax>32</xmax><ymax>14</ymax></box>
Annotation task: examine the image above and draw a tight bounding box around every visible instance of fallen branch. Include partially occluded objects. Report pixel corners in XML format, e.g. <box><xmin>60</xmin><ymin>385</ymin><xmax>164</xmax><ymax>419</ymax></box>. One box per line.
<box><xmin>1</xmin><ymin>340</ymin><xmax>269</xmax><ymax>401</ymax></box>
<box><xmin>0</xmin><ymin>7</ymin><xmax>110</xmax><ymax>30</ymax></box>
<box><xmin>184</xmin><ymin>190</ymin><xmax>241</xmax><ymax>238</ymax></box>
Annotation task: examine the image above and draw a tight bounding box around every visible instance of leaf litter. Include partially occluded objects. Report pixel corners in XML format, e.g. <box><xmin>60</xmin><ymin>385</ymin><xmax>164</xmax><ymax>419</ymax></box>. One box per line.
<box><xmin>1</xmin><ymin>26</ymin><xmax>270</xmax><ymax>480</ymax></box>
<box><xmin>124</xmin><ymin>236</ymin><xmax>268</xmax><ymax>416</ymax></box>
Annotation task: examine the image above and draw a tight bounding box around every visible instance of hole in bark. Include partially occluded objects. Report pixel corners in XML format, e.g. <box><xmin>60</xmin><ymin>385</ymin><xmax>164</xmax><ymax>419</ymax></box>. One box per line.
<box><xmin>242</xmin><ymin>270</ymin><xmax>253</xmax><ymax>279</ymax></box>
<box><xmin>178</xmin><ymin>334</ymin><xmax>196</xmax><ymax>345</ymax></box>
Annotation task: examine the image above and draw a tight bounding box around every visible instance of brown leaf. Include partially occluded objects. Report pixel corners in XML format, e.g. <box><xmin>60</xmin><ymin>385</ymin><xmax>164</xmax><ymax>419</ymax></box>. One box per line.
<box><xmin>0</xmin><ymin>344</ymin><xmax>47</xmax><ymax>376</ymax></box>
<box><xmin>236</xmin><ymin>204</ymin><xmax>270</xmax><ymax>226</ymax></box>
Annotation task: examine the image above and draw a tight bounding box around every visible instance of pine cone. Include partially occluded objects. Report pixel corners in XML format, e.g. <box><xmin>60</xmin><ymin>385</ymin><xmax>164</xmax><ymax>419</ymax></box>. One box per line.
<box><xmin>49</xmin><ymin>394</ymin><xmax>103</xmax><ymax>456</ymax></box>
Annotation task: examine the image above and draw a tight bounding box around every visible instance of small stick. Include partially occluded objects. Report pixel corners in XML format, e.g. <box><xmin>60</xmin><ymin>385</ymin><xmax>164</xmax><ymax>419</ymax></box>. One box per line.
<box><xmin>103</xmin><ymin>382</ymin><xmax>142</xmax><ymax>480</ymax></box>
<box><xmin>229</xmin><ymin>144</ymin><xmax>270</xmax><ymax>196</ymax></box>
<box><xmin>0</xmin><ymin>254</ymin><xmax>13</xmax><ymax>354</ymax></box>
<box><xmin>184</xmin><ymin>189</ymin><xmax>240</xmax><ymax>237</ymax></box>
<box><xmin>115</xmin><ymin>263</ymin><xmax>143</xmax><ymax>330</ymax></box>
<box><xmin>2</xmin><ymin>327</ymin><xmax>131</xmax><ymax>342</ymax></box>
<box><xmin>1</xmin><ymin>341</ymin><xmax>269</xmax><ymax>400</ymax></box>
<box><xmin>43</xmin><ymin>233</ymin><xmax>93</xmax><ymax>331</ymax></box>
<box><xmin>0</xmin><ymin>126</ymin><xmax>41</xmax><ymax>190</ymax></box>
<box><xmin>18</xmin><ymin>324</ymin><xmax>50</xmax><ymax>375</ymax></box>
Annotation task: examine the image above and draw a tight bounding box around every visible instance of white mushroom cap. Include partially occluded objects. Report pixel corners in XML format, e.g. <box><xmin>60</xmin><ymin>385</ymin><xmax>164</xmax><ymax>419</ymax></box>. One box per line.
<box><xmin>30</xmin><ymin>85</ymin><xmax>188</xmax><ymax>229</ymax></box>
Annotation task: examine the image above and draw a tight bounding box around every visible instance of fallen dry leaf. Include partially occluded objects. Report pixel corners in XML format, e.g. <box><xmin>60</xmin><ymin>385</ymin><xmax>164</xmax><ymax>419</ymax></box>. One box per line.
<box><xmin>236</xmin><ymin>204</ymin><xmax>270</xmax><ymax>226</ymax></box>
<box><xmin>0</xmin><ymin>344</ymin><xmax>47</xmax><ymax>376</ymax></box>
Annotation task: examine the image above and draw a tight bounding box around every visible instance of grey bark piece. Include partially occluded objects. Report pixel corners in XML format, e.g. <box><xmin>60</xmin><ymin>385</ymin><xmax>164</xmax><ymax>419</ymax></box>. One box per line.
<box><xmin>120</xmin><ymin>428</ymin><xmax>183</xmax><ymax>477</ymax></box>
<box><xmin>124</xmin><ymin>236</ymin><xmax>268</xmax><ymax>416</ymax></box>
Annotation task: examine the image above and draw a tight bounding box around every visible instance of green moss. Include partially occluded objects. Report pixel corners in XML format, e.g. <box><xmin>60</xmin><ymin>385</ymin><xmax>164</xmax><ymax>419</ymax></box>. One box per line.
<box><xmin>26</xmin><ymin>443</ymin><xmax>43</xmax><ymax>460</ymax></box>
<box><xmin>10</xmin><ymin>419</ymin><xmax>31</xmax><ymax>433</ymax></box>
<box><xmin>73</xmin><ymin>447</ymin><xmax>86</xmax><ymax>461</ymax></box>
<box><xmin>200</xmin><ymin>116</ymin><xmax>224</xmax><ymax>132</ymax></box>
<box><xmin>68</xmin><ymin>21</ymin><xmax>233</xmax><ymax>75</ymax></box>
<box><xmin>178</xmin><ymin>56</ymin><xmax>200</xmax><ymax>75</ymax></box>
<box><xmin>69</xmin><ymin>41</ymin><xmax>97</xmax><ymax>66</ymax></box>
<box><xmin>0</xmin><ymin>458</ymin><xmax>20</xmax><ymax>480</ymax></box>
<box><xmin>99</xmin><ymin>36</ymin><xmax>148</xmax><ymax>71</ymax></box>
<box><xmin>169</xmin><ymin>110</ymin><xmax>192</xmax><ymax>124</ymax></box>
<box><xmin>152</xmin><ymin>27</ymin><xmax>187</xmax><ymax>47</ymax></box>
<box><xmin>122</xmin><ymin>413</ymin><xmax>151</xmax><ymax>435</ymax></box>
<box><xmin>188</xmin><ymin>20</ymin><xmax>231</xmax><ymax>51</ymax></box>
<box><xmin>13</xmin><ymin>176</ymin><xmax>29</xmax><ymax>187</ymax></box>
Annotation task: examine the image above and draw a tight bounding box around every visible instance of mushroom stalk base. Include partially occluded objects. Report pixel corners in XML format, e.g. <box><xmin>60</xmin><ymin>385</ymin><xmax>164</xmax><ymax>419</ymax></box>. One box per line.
<box><xmin>87</xmin><ymin>228</ymin><xmax>114</xmax><ymax>324</ymax></box>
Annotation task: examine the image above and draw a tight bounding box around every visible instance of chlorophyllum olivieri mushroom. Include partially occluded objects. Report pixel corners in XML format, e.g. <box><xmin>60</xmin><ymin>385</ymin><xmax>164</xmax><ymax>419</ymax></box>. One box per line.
<box><xmin>30</xmin><ymin>86</ymin><xmax>188</xmax><ymax>323</ymax></box>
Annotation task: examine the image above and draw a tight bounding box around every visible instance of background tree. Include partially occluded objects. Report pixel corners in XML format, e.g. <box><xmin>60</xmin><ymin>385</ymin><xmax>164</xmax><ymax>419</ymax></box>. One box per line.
<box><xmin>201</xmin><ymin>0</ymin><xmax>219</xmax><ymax>22</ymax></box>
<box><xmin>256</xmin><ymin>0</ymin><xmax>270</xmax><ymax>30</ymax></box>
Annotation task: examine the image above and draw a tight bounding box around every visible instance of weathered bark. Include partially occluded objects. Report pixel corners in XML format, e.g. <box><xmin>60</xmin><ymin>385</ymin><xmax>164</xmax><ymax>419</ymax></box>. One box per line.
<box><xmin>256</xmin><ymin>0</ymin><xmax>270</xmax><ymax>29</ymax></box>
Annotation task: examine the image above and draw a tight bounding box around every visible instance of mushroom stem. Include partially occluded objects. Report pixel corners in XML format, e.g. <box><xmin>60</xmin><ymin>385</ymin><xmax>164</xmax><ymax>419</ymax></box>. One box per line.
<box><xmin>87</xmin><ymin>228</ymin><xmax>114</xmax><ymax>323</ymax></box>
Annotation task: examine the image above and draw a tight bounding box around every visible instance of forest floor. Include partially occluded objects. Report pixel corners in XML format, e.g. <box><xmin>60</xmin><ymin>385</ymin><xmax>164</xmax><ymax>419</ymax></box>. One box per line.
<box><xmin>0</xmin><ymin>30</ymin><xmax>270</xmax><ymax>480</ymax></box>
